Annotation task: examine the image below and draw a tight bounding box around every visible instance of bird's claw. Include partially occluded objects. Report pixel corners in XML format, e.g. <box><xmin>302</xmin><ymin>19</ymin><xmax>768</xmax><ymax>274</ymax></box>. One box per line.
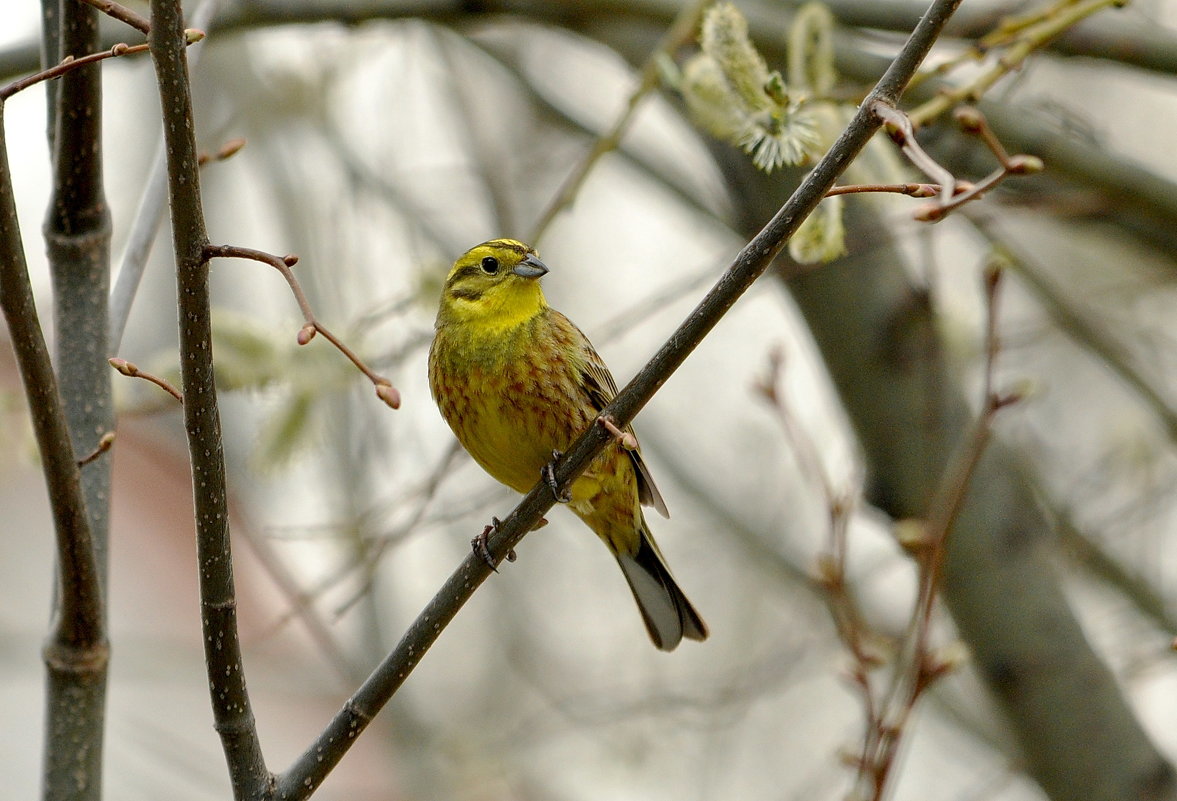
<box><xmin>543</xmin><ymin>450</ymin><xmax>571</xmax><ymax>503</ymax></box>
<box><xmin>471</xmin><ymin>516</ymin><xmax>515</xmax><ymax>570</ymax></box>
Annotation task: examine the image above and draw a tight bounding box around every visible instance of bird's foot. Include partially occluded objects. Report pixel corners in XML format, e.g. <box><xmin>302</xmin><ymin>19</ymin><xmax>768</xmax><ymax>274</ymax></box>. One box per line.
<box><xmin>543</xmin><ymin>450</ymin><xmax>571</xmax><ymax>503</ymax></box>
<box><xmin>597</xmin><ymin>415</ymin><xmax>637</xmax><ymax>450</ymax></box>
<box><xmin>471</xmin><ymin>516</ymin><xmax>516</xmax><ymax>570</ymax></box>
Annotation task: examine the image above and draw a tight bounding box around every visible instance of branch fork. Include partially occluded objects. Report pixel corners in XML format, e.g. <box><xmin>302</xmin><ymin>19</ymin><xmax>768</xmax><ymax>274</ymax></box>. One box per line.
<box><xmin>870</xmin><ymin>101</ymin><xmax>1043</xmax><ymax>223</ymax></box>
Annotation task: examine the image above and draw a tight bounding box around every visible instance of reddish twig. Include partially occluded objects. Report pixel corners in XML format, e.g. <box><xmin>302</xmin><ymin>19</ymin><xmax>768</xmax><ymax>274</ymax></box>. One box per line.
<box><xmin>826</xmin><ymin>182</ymin><xmax>943</xmax><ymax>198</ymax></box>
<box><xmin>77</xmin><ymin>432</ymin><xmax>116</xmax><ymax>467</ymax></box>
<box><xmin>854</xmin><ymin>264</ymin><xmax>1019</xmax><ymax>800</ymax></box>
<box><xmin>873</xmin><ymin>102</ymin><xmax>1043</xmax><ymax>223</ymax></box>
<box><xmin>109</xmin><ymin>357</ymin><xmax>183</xmax><ymax>402</ymax></box>
<box><xmin>196</xmin><ymin>137</ymin><xmax>246</xmax><ymax>167</ymax></box>
<box><xmin>756</xmin><ymin>270</ymin><xmax>1018</xmax><ymax>799</ymax></box>
<box><xmin>874</xmin><ymin>100</ymin><xmax>957</xmax><ymax>206</ymax></box>
<box><xmin>0</xmin><ymin>30</ymin><xmax>204</xmax><ymax>101</ymax></box>
<box><xmin>754</xmin><ymin>349</ymin><xmax>887</xmax><ymax>788</ymax></box>
<box><xmin>202</xmin><ymin>244</ymin><xmax>402</xmax><ymax>409</ymax></box>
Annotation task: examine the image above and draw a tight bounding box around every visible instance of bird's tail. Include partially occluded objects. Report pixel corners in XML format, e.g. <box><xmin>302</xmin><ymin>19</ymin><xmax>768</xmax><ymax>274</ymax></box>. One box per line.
<box><xmin>615</xmin><ymin>525</ymin><xmax>708</xmax><ymax>651</ymax></box>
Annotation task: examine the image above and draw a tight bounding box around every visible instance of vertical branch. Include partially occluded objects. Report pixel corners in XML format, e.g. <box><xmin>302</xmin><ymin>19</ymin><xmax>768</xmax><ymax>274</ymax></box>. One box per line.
<box><xmin>39</xmin><ymin>0</ymin><xmax>61</xmax><ymax>149</ymax></box>
<box><xmin>45</xmin><ymin>0</ymin><xmax>114</xmax><ymax>604</ymax></box>
<box><xmin>148</xmin><ymin>1</ymin><xmax>268</xmax><ymax>797</ymax></box>
<box><xmin>109</xmin><ymin>0</ymin><xmax>226</xmax><ymax>352</ymax></box>
<box><xmin>38</xmin><ymin>1</ymin><xmax>113</xmax><ymax>798</ymax></box>
<box><xmin>0</xmin><ymin>110</ymin><xmax>107</xmax><ymax>801</ymax></box>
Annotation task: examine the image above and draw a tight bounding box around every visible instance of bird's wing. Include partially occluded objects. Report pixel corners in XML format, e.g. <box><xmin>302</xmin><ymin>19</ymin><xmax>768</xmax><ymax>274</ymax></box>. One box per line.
<box><xmin>567</xmin><ymin>316</ymin><xmax>670</xmax><ymax>519</ymax></box>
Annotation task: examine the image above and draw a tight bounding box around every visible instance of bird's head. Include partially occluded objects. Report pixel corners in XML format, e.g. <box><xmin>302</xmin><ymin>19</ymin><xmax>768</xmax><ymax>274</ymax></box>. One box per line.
<box><xmin>436</xmin><ymin>239</ymin><xmax>549</xmax><ymax>328</ymax></box>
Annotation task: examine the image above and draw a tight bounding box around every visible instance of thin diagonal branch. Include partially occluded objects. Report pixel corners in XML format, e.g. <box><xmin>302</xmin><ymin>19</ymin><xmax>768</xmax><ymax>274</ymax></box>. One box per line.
<box><xmin>78</xmin><ymin>0</ymin><xmax>152</xmax><ymax>33</ymax></box>
<box><xmin>276</xmin><ymin>1</ymin><xmax>962</xmax><ymax>796</ymax></box>
<box><xmin>148</xmin><ymin>1</ymin><xmax>268</xmax><ymax>797</ymax></box>
<box><xmin>109</xmin><ymin>357</ymin><xmax>184</xmax><ymax>402</ymax></box>
<box><xmin>1</xmin><ymin>40</ymin><xmax>150</xmax><ymax>101</ymax></box>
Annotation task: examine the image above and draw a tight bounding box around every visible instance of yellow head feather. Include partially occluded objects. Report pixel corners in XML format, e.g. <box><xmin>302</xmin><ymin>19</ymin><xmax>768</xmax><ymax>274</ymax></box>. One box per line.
<box><xmin>435</xmin><ymin>239</ymin><xmax>549</xmax><ymax>331</ymax></box>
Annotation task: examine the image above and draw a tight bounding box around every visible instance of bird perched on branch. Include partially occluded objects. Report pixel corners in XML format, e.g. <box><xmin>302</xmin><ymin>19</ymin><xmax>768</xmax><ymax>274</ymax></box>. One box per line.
<box><xmin>428</xmin><ymin>239</ymin><xmax>708</xmax><ymax>650</ymax></box>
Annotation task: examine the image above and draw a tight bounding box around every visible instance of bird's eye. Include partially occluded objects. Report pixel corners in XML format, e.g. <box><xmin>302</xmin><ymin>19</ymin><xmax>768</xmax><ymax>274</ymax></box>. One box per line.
<box><xmin>480</xmin><ymin>256</ymin><xmax>500</xmax><ymax>275</ymax></box>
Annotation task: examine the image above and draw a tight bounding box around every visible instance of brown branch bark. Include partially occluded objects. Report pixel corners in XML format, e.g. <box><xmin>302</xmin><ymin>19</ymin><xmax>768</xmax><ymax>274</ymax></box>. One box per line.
<box><xmin>148</xmin><ymin>1</ymin><xmax>269</xmax><ymax>797</ymax></box>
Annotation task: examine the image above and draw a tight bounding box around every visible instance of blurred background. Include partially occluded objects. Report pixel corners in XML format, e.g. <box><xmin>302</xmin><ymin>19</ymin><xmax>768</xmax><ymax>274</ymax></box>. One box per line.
<box><xmin>4</xmin><ymin>1</ymin><xmax>1177</xmax><ymax>799</ymax></box>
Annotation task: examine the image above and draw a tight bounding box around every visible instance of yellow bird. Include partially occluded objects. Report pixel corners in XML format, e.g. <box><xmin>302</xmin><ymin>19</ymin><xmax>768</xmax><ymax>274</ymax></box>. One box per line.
<box><xmin>428</xmin><ymin>239</ymin><xmax>708</xmax><ymax>650</ymax></box>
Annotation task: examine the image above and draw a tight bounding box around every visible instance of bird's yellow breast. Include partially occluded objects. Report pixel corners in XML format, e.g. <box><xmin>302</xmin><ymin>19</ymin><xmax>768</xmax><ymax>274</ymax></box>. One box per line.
<box><xmin>429</xmin><ymin>310</ymin><xmax>594</xmax><ymax>495</ymax></box>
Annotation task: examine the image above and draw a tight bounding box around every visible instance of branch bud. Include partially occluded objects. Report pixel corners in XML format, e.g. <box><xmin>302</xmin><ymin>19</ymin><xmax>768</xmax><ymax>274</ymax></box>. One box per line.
<box><xmin>1006</xmin><ymin>154</ymin><xmax>1044</xmax><ymax>175</ymax></box>
<box><xmin>376</xmin><ymin>382</ymin><xmax>402</xmax><ymax>410</ymax></box>
<box><xmin>953</xmin><ymin>106</ymin><xmax>985</xmax><ymax>133</ymax></box>
<box><xmin>913</xmin><ymin>203</ymin><xmax>944</xmax><ymax>222</ymax></box>
<box><xmin>895</xmin><ymin>518</ymin><xmax>931</xmax><ymax>553</ymax></box>
<box><xmin>108</xmin><ymin>357</ymin><xmax>137</xmax><ymax>377</ymax></box>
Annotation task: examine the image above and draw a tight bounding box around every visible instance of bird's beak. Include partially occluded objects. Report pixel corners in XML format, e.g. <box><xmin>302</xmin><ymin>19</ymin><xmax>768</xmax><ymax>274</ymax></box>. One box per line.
<box><xmin>513</xmin><ymin>253</ymin><xmax>549</xmax><ymax>279</ymax></box>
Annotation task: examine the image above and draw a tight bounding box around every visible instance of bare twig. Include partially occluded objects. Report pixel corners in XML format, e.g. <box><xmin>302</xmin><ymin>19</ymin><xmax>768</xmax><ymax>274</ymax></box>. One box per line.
<box><xmin>202</xmin><ymin>244</ymin><xmax>401</xmax><ymax>409</ymax></box>
<box><xmin>2</xmin><ymin>41</ymin><xmax>143</xmax><ymax>100</ymax></box>
<box><xmin>597</xmin><ymin>415</ymin><xmax>637</xmax><ymax>450</ymax></box>
<box><xmin>875</xmin><ymin>103</ymin><xmax>1042</xmax><ymax>222</ymax></box>
<box><xmin>874</xmin><ymin>100</ymin><xmax>958</xmax><ymax>205</ymax></box>
<box><xmin>0</xmin><ymin>106</ymin><xmax>106</xmax><ymax>686</ymax></box>
<box><xmin>78</xmin><ymin>432</ymin><xmax>116</xmax><ymax>467</ymax></box>
<box><xmin>0</xmin><ymin>31</ymin><xmax>202</xmax><ymax>101</ymax></box>
<box><xmin>968</xmin><ymin>211</ymin><xmax>1177</xmax><ymax>444</ymax></box>
<box><xmin>753</xmin><ymin>347</ymin><xmax>881</xmax><ymax>737</ymax></box>
<box><xmin>276</xmin><ymin>1</ymin><xmax>964</xmax><ymax>796</ymax></box>
<box><xmin>109</xmin><ymin>357</ymin><xmax>183</xmax><ymax>402</ymax></box>
<box><xmin>826</xmin><ymin>182</ymin><xmax>941</xmax><ymax>198</ymax></box>
<box><xmin>852</xmin><ymin>264</ymin><xmax>1017</xmax><ymax>800</ymax></box>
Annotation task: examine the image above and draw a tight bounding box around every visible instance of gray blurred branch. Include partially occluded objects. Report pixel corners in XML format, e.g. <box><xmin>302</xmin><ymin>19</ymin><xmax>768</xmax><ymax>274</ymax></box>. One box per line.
<box><xmin>0</xmin><ymin>103</ymin><xmax>109</xmax><ymax>801</ymax></box>
<box><xmin>40</xmin><ymin>1</ymin><xmax>114</xmax><ymax>798</ymax></box>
